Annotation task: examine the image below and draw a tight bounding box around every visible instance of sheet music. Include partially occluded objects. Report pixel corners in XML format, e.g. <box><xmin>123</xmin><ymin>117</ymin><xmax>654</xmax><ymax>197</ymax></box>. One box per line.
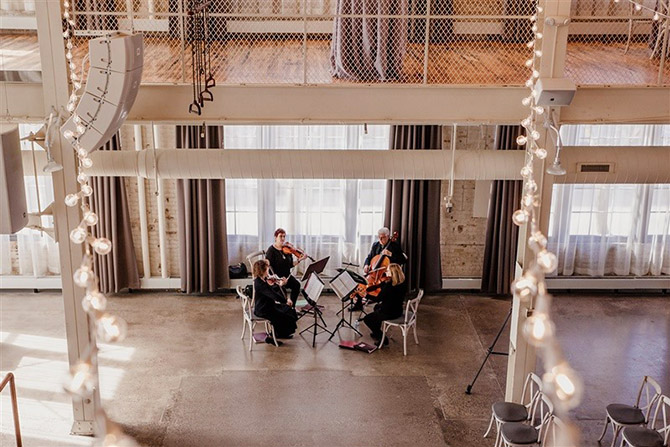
<box><xmin>305</xmin><ymin>273</ymin><xmax>324</xmax><ymax>303</ymax></box>
<box><xmin>330</xmin><ymin>271</ymin><xmax>357</xmax><ymax>299</ymax></box>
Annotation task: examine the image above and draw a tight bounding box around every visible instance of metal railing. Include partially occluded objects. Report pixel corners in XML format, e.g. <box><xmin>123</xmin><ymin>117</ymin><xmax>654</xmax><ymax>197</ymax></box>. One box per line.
<box><xmin>0</xmin><ymin>372</ymin><xmax>23</xmax><ymax>447</ymax></box>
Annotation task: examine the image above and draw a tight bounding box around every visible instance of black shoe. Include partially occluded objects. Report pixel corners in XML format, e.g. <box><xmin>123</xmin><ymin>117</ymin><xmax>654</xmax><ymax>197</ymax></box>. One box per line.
<box><xmin>265</xmin><ymin>336</ymin><xmax>283</xmax><ymax>346</ymax></box>
<box><xmin>277</xmin><ymin>334</ymin><xmax>294</xmax><ymax>340</ymax></box>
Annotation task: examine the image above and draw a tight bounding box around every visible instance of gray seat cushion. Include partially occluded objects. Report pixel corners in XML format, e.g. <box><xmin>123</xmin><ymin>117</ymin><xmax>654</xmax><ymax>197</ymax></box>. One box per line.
<box><xmin>492</xmin><ymin>402</ymin><xmax>528</xmax><ymax>422</ymax></box>
<box><xmin>607</xmin><ymin>404</ymin><xmax>646</xmax><ymax>425</ymax></box>
<box><xmin>621</xmin><ymin>426</ymin><xmax>664</xmax><ymax>447</ymax></box>
<box><xmin>501</xmin><ymin>422</ymin><xmax>538</xmax><ymax>445</ymax></box>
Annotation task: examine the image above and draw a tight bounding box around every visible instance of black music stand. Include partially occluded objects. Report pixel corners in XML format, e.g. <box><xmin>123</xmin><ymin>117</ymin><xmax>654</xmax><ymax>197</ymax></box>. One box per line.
<box><xmin>327</xmin><ymin>269</ymin><xmax>362</xmax><ymax>341</ymax></box>
<box><xmin>300</xmin><ymin>256</ymin><xmax>330</xmax><ymax>281</ymax></box>
<box><xmin>299</xmin><ymin>272</ymin><xmax>332</xmax><ymax>347</ymax></box>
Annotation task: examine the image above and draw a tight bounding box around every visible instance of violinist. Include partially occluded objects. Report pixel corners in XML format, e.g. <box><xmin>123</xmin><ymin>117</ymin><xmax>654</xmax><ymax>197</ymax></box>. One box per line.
<box><xmin>252</xmin><ymin>260</ymin><xmax>298</xmax><ymax>343</ymax></box>
<box><xmin>362</xmin><ymin>263</ymin><xmax>406</xmax><ymax>346</ymax></box>
<box><xmin>363</xmin><ymin>227</ymin><xmax>406</xmax><ymax>274</ymax></box>
<box><xmin>266</xmin><ymin>228</ymin><xmax>305</xmax><ymax>307</ymax></box>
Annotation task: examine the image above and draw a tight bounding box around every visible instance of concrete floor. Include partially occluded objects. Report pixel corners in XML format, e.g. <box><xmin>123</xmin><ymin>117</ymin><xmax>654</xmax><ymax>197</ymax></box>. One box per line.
<box><xmin>1</xmin><ymin>290</ymin><xmax>669</xmax><ymax>446</ymax></box>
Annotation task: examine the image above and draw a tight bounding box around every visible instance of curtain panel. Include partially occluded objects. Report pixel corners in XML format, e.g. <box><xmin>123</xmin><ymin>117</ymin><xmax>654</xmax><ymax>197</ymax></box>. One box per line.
<box><xmin>176</xmin><ymin>125</ymin><xmax>230</xmax><ymax>293</ymax></box>
<box><xmin>384</xmin><ymin>125</ymin><xmax>442</xmax><ymax>292</ymax></box>
<box><xmin>90</xmin><ymin>133</ymin><xmax>140</xmax><ymax>293</ymax></box>
<box><xmin>480</xmin><ymin>125</ymin><xmax>524</xmax><ymax>295</ymax></box>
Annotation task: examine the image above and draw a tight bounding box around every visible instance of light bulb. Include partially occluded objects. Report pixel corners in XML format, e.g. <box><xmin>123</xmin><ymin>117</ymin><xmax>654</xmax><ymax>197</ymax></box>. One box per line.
<box><xmin>520</xmin><ymin>166</ymin><xmax>533</xmax><ymax>177</ymax></box>
<box><xmin>548</xmin><ymin>363</ymin><xmax>583</xmax><ymax>407</ymax></box>
<box><xmin>532</xmin><ymin>24</ymin><xmax>538</xmax><ymax>32</ymax></box>
<box><xmin>537</xmin><ymin>249</ymin><xmax>558</xmax><ymax>273</ymax></box>
<box><xmin>536</xmin><ymin>32</ymin><xmax>543</xmax><ymax>39</ymax></box>
<box><xmin>527</xmin><ymin>40</ymin><xmax>534</xmax><ymax>48</ymax></box>
<box><xmin>528</xmin><ymin>231</ymin><xmax>548</xmax><ymax>251</ymax></box>
<box><xmin>521</xmin><ymin>117</ymin><xmax>532</xmax><ymax>127</ymax></box>
<box><xmin>531</xmin><ymin>130</ymin><xmax>541</xmax><ymax>140</ymax></box>
<box><xmin>524</xmin><ymin>312</ymin><xmax>554</xmax><ymax>346</ymax></box>
<box><xmin>64</xmin><ymin>362</ymin><xmax>96</xmax><ymax>397</ymax></box>
<box><xmin>521</xmin><ymin>96</ymin><xmax>532</xmax><ymax>106</ymax></box>
<box><xmin>522</xmin><ymin>194</ymin><xmax>534</xmax><ymax>207</ymax></box>
<box><xmin>66</xmin><ymin>51</ymin><xmax>73</xmax><ymax>60</ymax></box>
<box><xmin>69</xmin><ymin>62</ymin><xmax>76</xmax><ymax>70</ymax></box>
<box><xmin>531</xmin><ymin>14</ymin><xmax>537</xmax><ymax>21</ymax></box>
<box><xmin>73</xmin><ymin>81</ymin><xmax>82</xmax><ymax>90</ymax></box>
<box><xmin>82</xmin><ymin>290</ymin><xmax>107</xmax><ymax>312</ymax></box>
<box><xmin>67</xmin><ymin>102</ymin><xmax>76</xmax><ymax>113</ymax></box>
<box><xmin>63</xmin><ymin>30</ymin><xmax>70</xmax><ymax>38</ymax></box>
<box><xmin>77</xmin><ymin>172</ymin><xmax>88</xmax><ymax>184</ymax></box>
<box><xmin>535</xmin><ymin>148</ymin><xmax>547</xmax><ymax>159</ymax></box>
<box><xmin>524</xmin><ymin>179</ymin><xmax>538</xmax><ymax>194</ymax></box>
<box><xmin>512</xmin><ymin>273</ymin><xmax>538</xmax><ymax>300</ymax></box>
<box><xmin>81</xmin><ymin>184</ymin><xmax>93</xmax><ymax>196</ymax></box>
<box><xmin>535</xmin><ymin>50</ymin><xmax>542</xmax><ymax>57</ymax></box>
<box><xmin>653</xmin><ymin>12</ymin><xmax>659</xmax><ymax>20</ymax></box>
<box><xmin>512</xmin><ymin>209</ymin><xmax>530</xmax><ymax>226</ymax></box>
<box><xmin>77</xmin><ymin>146</ymin><xmax>88</xmax><ymax>158</ymax></box>
<box><xmin>92</xmin><ymin>237</ymin><xmax>112</xmax><ymax>255</ymax></box>
<box><xmin>516</xmin><ymin>135</ymin><xmax>528</xmax><ymax>145</ymax></box>
<box><xmin>532</xmin><ymin>70</ymin><xmax>540</xmax><ymax>79</ymax></box>
<box><xmin>76</xmin><ymin>124</ymin><xmax>86</xmax><ymax>134</ymax></box>
<box><xmin>70</xmin><ymin>227</ymin><xmax>87</xmax><ymax>244</ymax></box>
<box><xmin>63</xmin><ymin>10</ymin><xmax>69</xmax><ymax>18</ymax></box>
<box><xmin>97</xmin><ymin>314</ymin><xmax>128</xmax><ymax>343</ymax></box>
<box><xmin>73</xmin><ymin>266</ymin><xmax>94</xmax><ymax>287</ymax></box>
<box><xmin>531</xmin><ymin>89</ymin><xmax>539</xmax><ymax>98</ymax></box>
<box><xmin>533</xmin><ymin>105</ymin><xmax>544</xmax><ymax>114</ymax></box>
<box><xmin>635</xmin><ymin>3</ymin><xmax>642</xmax><ymax>10</ymax></box>
<box><xmin>65</xmin><ymin>193</ymin><xmax>79</xmax><ymax>207</ymax></box>
<box><xmin>70</xmin><ymin>72</ymin><xmax>78</xmax><ymax>81</ymax></box>
<box><xmin>525</xmin><ymin>59</ymin><xmax>533</xmax><ymax>67</ymax></box>
<box><xmin>84</xmin><ymin>210</ymin><xmax>98</xmax><ymax>226</ymax></box>
<box><xmin>537</xmin><ymin>6</ymin><xmax>543</xmax><ymax>12</ymax></box>
<box><xmin>66</xmin><ymin>41</ymin><xmax>72</xmax><ymax>49</ymax></box>
<box><xmin>72</xmin><ymin>114</ymin><xmax>81</xmax><ymax>124</ymax></box>
<box><xmin>63</xmin><ymin>129</ymin><xmax>74</xmax><ymax>140</ymax></box>
<box><xmin>525</xmin><ymin>79</ymin><xmax>534</xmax><ymax>87</ymax></box>
<box><xmin>81</xmin><ymin>157</ymin><xmax>93</xmax><ymax>168</ymax></box>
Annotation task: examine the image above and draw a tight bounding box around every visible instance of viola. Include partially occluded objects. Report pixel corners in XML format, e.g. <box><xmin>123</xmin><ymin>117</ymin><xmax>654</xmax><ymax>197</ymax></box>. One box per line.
<box><xmin>281</xmin><ymin>242</ymin><xmax>315</xmax><ymax>262</ymax></box>
<box><xmin>266</xmin><ymin>274</ymin><xmax>287</xmax><ymax>286</ymax></box>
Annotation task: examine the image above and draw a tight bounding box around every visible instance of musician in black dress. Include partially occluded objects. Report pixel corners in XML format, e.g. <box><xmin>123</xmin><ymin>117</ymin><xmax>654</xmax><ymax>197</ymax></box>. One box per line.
<box><xmin>266</xmin><ymin>228</ymin><xmax>304</xmax><ymax>306</ymax></box>
<box><xmin>252</xmin><ymin>260</ymin><xmax>298</xmax><ymax>343</ymax></box>
<box><xmin>363</xmin><ymin>263</ymin><xmax>407</xmax><ymax>345</ymax></box>
<box><xmin>363</xmin><ymin>227</ymin><xmax>406</xmax><ymax>274</ymax></box>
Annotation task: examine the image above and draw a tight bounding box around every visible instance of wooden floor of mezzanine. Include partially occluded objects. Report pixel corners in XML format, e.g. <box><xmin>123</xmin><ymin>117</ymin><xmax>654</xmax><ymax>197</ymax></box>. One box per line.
<box><xmin>1</xmin><ymin>32</ymin><xmax>668</xmax><ymax>85</ymax></box>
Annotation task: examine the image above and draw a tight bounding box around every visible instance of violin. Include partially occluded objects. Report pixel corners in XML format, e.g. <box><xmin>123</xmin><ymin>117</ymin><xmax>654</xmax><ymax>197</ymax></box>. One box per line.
<box><xmin>266</xmin><ymin>274</ymin><xmax>287</xmax><ymax>286</ymax></box>
<box><xmin>281</xmin><ymin>242</ymin><xmax>315</xmax><ymax>262</ymax></box>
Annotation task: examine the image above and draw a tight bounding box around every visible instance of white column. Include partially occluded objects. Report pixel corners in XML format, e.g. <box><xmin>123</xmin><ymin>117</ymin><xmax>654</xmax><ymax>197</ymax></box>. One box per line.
<box><xmin>504</xmin><ymin>0</ymin><xmax>571</xmax><ymax>402</ymax></box>
<box><xmin>34</xmin><ymin>0</ymin><xmax>100</xmax><ymax>434</ymax></box>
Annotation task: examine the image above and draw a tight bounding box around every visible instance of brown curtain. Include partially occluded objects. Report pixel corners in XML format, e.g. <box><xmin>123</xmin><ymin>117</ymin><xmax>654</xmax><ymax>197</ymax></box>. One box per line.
<box><xmin>90</xmin><ymin>133</ymin><xmax>140</xmax><ymax>293</ymax></box>
<box><xmin>384</xmin><ymin>125</ymin><xmax>442</xmax><ymax>292</ymax></box>
<box><xmin>176</xmin><ymin>125</ymin><xmax>229</xmax><ymax>293</ymax></box>
<box><xmin>481</xmin><ymin>125</ymin><xmax>524</xmax><ymax>295</ymax></box>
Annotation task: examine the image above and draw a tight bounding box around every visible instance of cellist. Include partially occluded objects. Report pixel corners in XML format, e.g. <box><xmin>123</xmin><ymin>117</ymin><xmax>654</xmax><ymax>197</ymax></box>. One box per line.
<box><xmin>363</xmin><ymin>227</ymin><xmax>406</xmax><ymax>274</ymax></box>
<box><xmin>266</xmin><ymin>228</ymin><xmax>305</xmax><ymax>307</ymax></box>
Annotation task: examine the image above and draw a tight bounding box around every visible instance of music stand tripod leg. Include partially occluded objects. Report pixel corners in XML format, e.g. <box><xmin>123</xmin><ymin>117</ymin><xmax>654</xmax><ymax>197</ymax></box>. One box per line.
<box><xmin>328</xmin><ymin>298</ymin><xmax>362</xmax><ymax>341</ymax></box>
<box><xmin>465</xmin><ymin>307</ymin><xmax>512</xmax><ymax>395</ymax></box>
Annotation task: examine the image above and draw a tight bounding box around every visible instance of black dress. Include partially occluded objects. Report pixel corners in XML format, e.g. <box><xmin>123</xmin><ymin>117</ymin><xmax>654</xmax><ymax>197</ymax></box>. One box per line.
<box><xmin>363</xmin><ymin>281</ymin><xmax>407</xmax><ymax>339</ymax></box>
<box><xmin>253</xmin><ymin>277</ymin><xmax>298</xmax><ymax>338</ymax></box>
<box><xmin>266</xmin><ymin>245</ymin><xmax>302</xmax><ymax>302</ymax></box>
<box><xmin>364</xmin><ymin>240</ymin><xmax>406</xmax><ymax>270</ymax></box>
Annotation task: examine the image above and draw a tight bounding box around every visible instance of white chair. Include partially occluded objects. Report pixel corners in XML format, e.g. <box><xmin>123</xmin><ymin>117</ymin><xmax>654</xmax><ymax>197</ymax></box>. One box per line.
<box><xmin>598</xmin><ymin>376</ymin><xmax>663</xmax><ymax>447</ymax></box>
<box><xmin>236</xmin><ymin>285</ymin><xmax>278</xmax><ymax>351</ymax></box>
<box><xmin>499</xmin><ymin>393</ymin><xmax>554</xmax><ymax>447</ymax></box>
<box><xmin>245</xmin><ymin>249</ymin><xmax>266</xmax><ymax>275</ymax></box>
<box><xmin>484</xmin><ymin>372</ymin><xmax>543</xmax><ymax>447</ymax></box>
<box><xmin>378</xmin><ymin>289</ymin><xmax>423</xmax><ymax>355</ymax></box>
<box><xmin>620</xmin><ymin>394</ymin><xmax>670</xmax><ymax>447</ymax></box>
<box><xmin>541</xmin><ymin>415</ymin><xmax>574</xmax><ymax>447</ymax></box>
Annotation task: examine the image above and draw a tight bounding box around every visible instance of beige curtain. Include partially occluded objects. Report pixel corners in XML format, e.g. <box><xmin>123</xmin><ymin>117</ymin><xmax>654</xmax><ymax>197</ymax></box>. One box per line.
<box><xmin>176</xmin><ymin>125</ymin><xmax>230</xmax><ymax>293</ymax></box>
<box><xmin>384</xmin><ymin>125</ymin><xmax>442</xmax><ymax>292</ymax></box>
<box><xmin>90</xmin><ymin>133</ymin><xmax>140</xmax><ymax>293</ymax></box>
<box><xmin>481</xmin><ymin>125</ymin><xmax>524</xmax><ymax>295</ymax></box>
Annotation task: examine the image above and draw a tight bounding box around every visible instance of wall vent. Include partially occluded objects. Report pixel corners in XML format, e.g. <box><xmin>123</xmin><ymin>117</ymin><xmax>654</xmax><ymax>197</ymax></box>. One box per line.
<box><xmin>578</xmin><ymin>163</ymin><xmax>614</xmax><ymax>173</ymax></box>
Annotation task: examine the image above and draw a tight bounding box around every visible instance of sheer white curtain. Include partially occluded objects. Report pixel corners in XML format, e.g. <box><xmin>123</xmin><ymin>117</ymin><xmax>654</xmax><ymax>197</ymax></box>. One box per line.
<box><xmin>0</xmin><ymin>124</ymin><xmax>60</xmax><ymax>278</ymax></box>
<box><xmin>547</xmin><ymin>124</ymin><xmax>670</xmax><ymax>277</ymax></box>
<box><xmin>224</xmin><ymin>125</ymin><xmax>389</xmax><ymax>276</ymax></box>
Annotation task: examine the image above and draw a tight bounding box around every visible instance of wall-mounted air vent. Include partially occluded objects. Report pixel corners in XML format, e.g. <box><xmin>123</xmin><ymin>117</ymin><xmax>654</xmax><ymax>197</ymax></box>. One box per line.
<box><xmin>578</xmin><ymin>163</ymin><xmax>614</xmax><ymax>173</ymax></box>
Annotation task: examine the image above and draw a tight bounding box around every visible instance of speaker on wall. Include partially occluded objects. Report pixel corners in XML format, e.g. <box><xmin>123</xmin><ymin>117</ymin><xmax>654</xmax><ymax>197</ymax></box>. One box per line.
<box><xmin>0</xmin><ymin>125</ymin><xmax>28</xmax><ymax>234</ymax></box>
<box><xmin>62</xmin><ymin>32</ymin><xmax>144</xmax><ymax>153</ymax></box>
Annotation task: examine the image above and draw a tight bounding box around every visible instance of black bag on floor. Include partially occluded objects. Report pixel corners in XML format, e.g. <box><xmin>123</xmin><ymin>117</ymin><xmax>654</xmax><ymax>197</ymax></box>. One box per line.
<box><xmin>228</xmin><ymin>263</ymin><xmax>248</xmax><ymax>279</ymax></box>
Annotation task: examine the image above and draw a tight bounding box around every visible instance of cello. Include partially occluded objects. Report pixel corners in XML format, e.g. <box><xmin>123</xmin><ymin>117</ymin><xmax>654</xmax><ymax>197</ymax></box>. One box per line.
<box><xmin>351</xmin><ymin>231</ymin><xmax>399</xmax><ymax>302</ymax></box>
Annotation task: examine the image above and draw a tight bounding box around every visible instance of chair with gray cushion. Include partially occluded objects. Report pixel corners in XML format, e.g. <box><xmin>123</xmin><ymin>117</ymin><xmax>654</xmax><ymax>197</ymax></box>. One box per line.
<box><xmin>500</xmin><ymin>393</ymin><xmax>553</xmax><ymax>447</ymax></box>
<box><xmin>620</xmin><ymin>394</ymin><xmax>670</xmax><ymax>447</ymax></box>
<box><xmin>599</xmin><ymin>376</ymin><xmax>663</xmax><ymax>447</ymax></box>
<box><xmin>484</xmin><ymin>372</ymin><xmax>543</xmax><ymax>447</ymax></box>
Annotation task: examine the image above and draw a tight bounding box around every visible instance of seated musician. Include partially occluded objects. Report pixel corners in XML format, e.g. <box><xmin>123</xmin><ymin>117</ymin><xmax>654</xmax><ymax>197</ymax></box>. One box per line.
<box><xmin>363</xmin><ymin>227</ymin><xmax>406</xmax><ymax>274</ymax></box>
<box><xmin>266</xmin><ymin>228</ymin><xmax>304</xmax><ymax>307</ymax></box>
<box><xmin>350</xmin><ymin>227</ymin><xmax>406</xmax><ymax>311</ymax></box>
<box><xmin>362</xmin><ymin>263</ymin><xmax>406</xmax><ymax>346</ymax></box>
<box><xmin>252</xmin><ymin>260</ymin><xmax>298</xmax><ymax>343</ymax></box>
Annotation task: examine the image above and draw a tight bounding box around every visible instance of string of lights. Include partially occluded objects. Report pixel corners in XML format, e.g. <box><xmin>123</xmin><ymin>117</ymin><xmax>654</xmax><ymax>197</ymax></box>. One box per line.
<box><xmin>60</xmin><ymin>2</ymin><xmax>136</xmax><ymax>446</ymax></box>
<box><xmin>614</xmin><ymin>0</ymin><xmax>670</xmax><ymax>21</ymax></box>
<box><xmin>514</xmin><ymin>1</ymin><xmax>583</xmax><ymax>444</ymax></box>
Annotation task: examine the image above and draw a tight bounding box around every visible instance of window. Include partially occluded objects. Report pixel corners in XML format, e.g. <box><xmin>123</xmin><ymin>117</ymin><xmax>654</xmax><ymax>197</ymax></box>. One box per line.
<box><xmin>224</xmin><ymin>125</ymin><xmax>390</xmax><ymax>272</ymax></box>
